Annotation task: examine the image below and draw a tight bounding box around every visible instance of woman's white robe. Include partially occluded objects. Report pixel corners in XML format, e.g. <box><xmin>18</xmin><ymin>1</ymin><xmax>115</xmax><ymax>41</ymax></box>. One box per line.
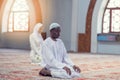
<box><xmin>29</xmin><ymin>23</ymin><xmax>45</xmax><ymax>66</ymax></box>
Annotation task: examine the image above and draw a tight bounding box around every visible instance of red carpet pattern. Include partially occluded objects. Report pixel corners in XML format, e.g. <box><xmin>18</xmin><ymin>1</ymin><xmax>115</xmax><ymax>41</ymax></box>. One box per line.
<box><xmin>0</xmin><ymin>49</ymin><xmax>120</xmax><ymax>80</ymax></box>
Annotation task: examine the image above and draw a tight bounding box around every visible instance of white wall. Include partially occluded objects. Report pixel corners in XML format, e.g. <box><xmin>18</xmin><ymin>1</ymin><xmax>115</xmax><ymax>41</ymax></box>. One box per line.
<box><xmin>39</xmin><ymin>0</ymin><xmax>54</xmax><ymax>33</ymax></box>
<box><xmin>71</xmin><ymin>0</ymin><xmax>90</xmax><ymax>52</ymax></box>
<box><xmin>40</xmin><ymin>0</ymin><xmax>72</xmax><ymax>51</ymax></box>
<box><xmin>91</xmin><ymin>0</ymin><xmax>103</xmax><ymax>53</ymax></box>
<box><xmin>77</xmin><ymin>0</ymin><xmax>90</xmax><ymax>33</ymax></box>
<box><xmin>98</xmin><ymin>42</ymin><xmax>120</xmax><ymax>54</ymax></box>
<box><xmin>53</xmin><ymin>0</ymin><xmax>73</xmax><ymax>51</ymax></box>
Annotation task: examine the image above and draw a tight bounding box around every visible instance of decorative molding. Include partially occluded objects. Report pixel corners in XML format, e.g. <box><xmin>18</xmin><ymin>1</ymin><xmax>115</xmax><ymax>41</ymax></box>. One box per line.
<box><xmin>78</xmin><ymin>0</ymin><xmax>96</xmax><ymax>52</ymax></box>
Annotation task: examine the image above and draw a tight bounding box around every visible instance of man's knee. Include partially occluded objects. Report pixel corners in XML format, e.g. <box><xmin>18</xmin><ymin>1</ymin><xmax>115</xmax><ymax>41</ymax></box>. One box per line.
<box><xmin>51</xmin><ymin>70</ymin><xmax>71</xmax><ymax>79</ymax></box>
<box><xmin>71</xmin><ymin>72</ymin><xmax>81</xmax><ymax>78</ymax></box>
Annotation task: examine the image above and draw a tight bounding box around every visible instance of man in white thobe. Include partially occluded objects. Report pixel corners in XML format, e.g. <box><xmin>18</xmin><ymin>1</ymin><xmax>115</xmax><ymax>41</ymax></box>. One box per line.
<box><xmin>39</xmin><ymin>23</ymin><xmax>81</xmax><ymax>79</ymax></box>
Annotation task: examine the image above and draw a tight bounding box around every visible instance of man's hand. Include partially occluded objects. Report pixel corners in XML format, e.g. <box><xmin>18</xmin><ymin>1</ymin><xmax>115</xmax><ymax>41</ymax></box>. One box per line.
<box><xmin>73</xmin><ymin>65</ymin><xmax>81</xmax><ymax>73</ymax></box>
<box><xmin>63</xmin><ymin>66</ymin><xmax>71</xmax><ymax>75</ymax></box>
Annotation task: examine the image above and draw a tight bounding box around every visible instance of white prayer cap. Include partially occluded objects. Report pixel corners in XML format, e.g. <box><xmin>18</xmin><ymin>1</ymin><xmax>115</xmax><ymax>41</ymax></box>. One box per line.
<box><xmin>49</xmin><ymin>23</ymin><xmax>60</xmax><ymax>30</ymax></box>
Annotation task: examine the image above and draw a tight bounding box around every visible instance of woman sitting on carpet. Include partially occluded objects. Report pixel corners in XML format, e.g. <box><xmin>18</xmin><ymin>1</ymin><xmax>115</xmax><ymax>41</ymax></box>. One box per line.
<box><xmin>29</xmin><ymin>23</ymin><xmax>45</xmax><ymax>66</ymax></box>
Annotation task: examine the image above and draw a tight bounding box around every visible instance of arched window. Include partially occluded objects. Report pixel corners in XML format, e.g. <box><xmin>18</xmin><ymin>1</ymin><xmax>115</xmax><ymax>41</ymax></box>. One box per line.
<box><xmin>102</xmin><ymin>0</ymin><xmax>120</xmax><ymax>33</ymax></box>
<box><xmin>8</xmin><ymin>0</ymin><xmax>29</xmax><ymax>32</ymax></box>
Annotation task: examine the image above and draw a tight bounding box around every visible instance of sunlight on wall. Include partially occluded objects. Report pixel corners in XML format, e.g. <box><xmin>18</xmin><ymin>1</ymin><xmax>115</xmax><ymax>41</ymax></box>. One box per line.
<box><xmin>1</xmin><ymin>0</ymin><xmax>36</xmax><ymax>33</ymax></box>
<box><xmin>2</xmin><ymin>0</ymin><xmax>13</xmax><ymax>33</ymax></box>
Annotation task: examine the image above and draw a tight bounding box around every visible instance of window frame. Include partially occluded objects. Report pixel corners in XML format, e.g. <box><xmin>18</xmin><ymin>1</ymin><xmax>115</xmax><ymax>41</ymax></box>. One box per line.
<box><xmin>8</xmin><ymin>0</ymin><xmax>30</xmax><ymax>32</ymax></box>
<box><xmin>102</xmin><ymin>0</ymin><xmax>120</xmax><ymax>33</ymax></box>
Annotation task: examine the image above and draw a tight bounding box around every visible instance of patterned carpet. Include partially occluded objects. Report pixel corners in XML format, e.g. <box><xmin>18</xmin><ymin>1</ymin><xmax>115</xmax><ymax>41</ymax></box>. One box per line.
<box><xmin>0</xmin><ymin>49</ymin><xmax>120</xmax><ymax>80</ymax></box>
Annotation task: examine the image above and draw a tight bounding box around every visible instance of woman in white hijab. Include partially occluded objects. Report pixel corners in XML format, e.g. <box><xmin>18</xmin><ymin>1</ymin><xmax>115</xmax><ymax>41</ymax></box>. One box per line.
<box><xmin>29</xmin><ymin>23</ymin><xmax>44</xmax><ymax>65</ymax></box>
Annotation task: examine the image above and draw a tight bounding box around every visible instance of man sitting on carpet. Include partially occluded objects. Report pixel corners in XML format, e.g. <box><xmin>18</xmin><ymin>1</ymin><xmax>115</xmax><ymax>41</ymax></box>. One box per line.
<box><xmin>39</xmin><ymin>23</ymin><xmax>81</xmax><ymax>79</ymax></box>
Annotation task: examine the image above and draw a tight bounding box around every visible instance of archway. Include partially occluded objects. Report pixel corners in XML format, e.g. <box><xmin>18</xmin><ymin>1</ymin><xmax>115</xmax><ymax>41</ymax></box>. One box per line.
<box><xmin>78</xmin><ymin>0</ymin><xmax>96</xmax><ymax>52</ymax></box>
<box><xmin>0</xmin><ymin>0</ymin><xmax>42</xmax><ymax>49</ymax></box>
<box><xmin>91</xmin><ymin>0</ymin><xmax>109</xmax><ymax>53</ymax></box>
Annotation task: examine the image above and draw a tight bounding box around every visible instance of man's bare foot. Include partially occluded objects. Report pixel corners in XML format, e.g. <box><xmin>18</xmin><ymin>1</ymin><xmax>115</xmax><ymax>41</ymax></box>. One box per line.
<box><xmin>39</xmin><ymin>68</ymin><xmax>51</xmax><ymax>76</ymax></box>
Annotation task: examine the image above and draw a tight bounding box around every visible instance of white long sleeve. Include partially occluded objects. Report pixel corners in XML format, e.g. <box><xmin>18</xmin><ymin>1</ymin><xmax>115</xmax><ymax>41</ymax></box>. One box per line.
<box><xmin>62</xmin><ymin>43</ymin><xmax>74</xmax><ymax>67</ymax></box>
<box><xmin>30</xmin><ymin>35</ymin><xmax>40</xmax><ymax>54</ymax></box>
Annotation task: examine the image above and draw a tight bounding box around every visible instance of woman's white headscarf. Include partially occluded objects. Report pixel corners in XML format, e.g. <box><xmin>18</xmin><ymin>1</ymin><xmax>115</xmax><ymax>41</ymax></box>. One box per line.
<box><xmin>29</xmin><ymin>23</ymin><xmax>44</xmax><ymax>64</ymax></box>
<box><xmin>32</xmin><ymin>23</ymin><xmax>43</xmax><ymax>43</ymax></box>
<box><xmin>33</xmin><ymin>23</ymin><xmax>43</xmax><ymax>34</ymax></box>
